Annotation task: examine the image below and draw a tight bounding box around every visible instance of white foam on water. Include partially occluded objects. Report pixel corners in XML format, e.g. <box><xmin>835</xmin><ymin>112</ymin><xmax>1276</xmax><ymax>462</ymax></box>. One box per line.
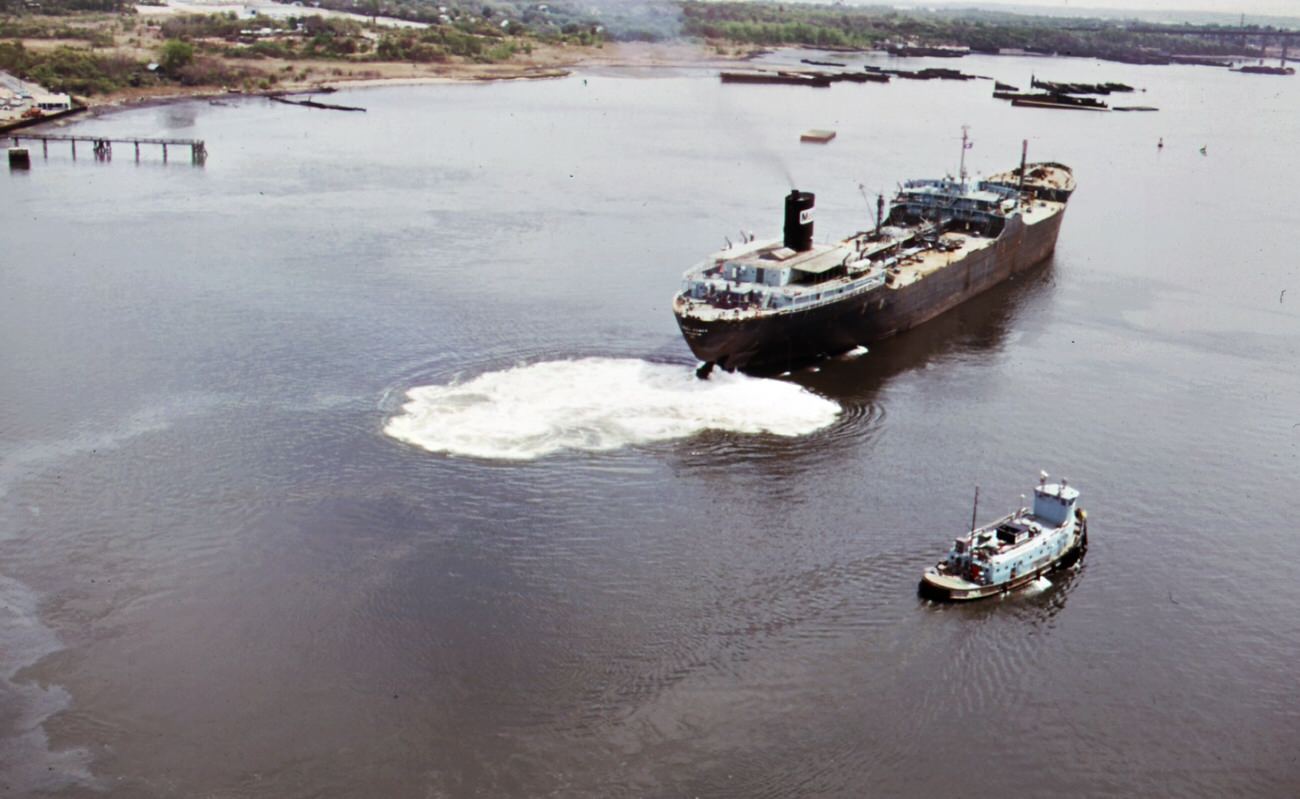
<box><xmin>383</xmin><ymin>357</ymin><xmax>840</xmax><ymax>460</ymax></box>
<box><xmin>840</xmin><ymin>345</ymin><xmax>870</xmax><ymax>359</ymax></box>
<box><xmin>1023</xmin><ymin>576</ymin><xmax>1053</xmax><ymax>595</ymax></box>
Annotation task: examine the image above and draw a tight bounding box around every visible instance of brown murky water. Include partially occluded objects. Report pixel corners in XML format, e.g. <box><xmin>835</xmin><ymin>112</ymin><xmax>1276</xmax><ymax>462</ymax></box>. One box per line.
<box><xmin>2</xmin><ymin>50</ymin><xmax>1298</xmax><ymax>797</ymax></box>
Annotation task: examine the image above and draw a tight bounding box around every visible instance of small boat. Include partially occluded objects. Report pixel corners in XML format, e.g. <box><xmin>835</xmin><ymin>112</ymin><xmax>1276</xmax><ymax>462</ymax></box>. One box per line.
<box><xmin>800</xmin><ymin>128</ymin><xmax>836</xmax><ymax>143</ymax></box>
<box><xmin>920</xmin><ymin>473</ymin><xmax>1087</xmax><ymax>601</ymax></box>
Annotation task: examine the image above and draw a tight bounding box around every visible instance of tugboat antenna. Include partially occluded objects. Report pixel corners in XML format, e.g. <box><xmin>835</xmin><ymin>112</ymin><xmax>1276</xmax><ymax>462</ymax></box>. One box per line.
<box><xmin>970</xmin><ymin>485</ymin><xmax>979</xmax><ymax>535</ymax></box>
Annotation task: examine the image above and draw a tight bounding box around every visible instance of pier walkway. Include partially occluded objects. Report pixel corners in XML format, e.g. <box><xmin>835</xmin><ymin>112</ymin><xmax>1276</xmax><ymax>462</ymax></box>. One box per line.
<box><xmin>8</xmin><ymin>133</ymin><xmax>207</xmax><ymax>164</ymax></box>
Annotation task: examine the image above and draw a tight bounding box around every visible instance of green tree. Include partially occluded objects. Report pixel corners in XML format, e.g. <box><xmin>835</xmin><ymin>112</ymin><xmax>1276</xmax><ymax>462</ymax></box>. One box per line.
<box><xmin>158</xmin><ymin>39</ymin><xmax>194</xmax><ymax>74</ymax></box>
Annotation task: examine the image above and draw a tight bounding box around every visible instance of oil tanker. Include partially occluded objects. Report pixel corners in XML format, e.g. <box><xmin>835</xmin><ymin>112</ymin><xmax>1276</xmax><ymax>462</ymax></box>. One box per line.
<box><xmin>673</xmin><ymin>134</ymin><xmax>1075</xmax><ymax>376</ymax></box>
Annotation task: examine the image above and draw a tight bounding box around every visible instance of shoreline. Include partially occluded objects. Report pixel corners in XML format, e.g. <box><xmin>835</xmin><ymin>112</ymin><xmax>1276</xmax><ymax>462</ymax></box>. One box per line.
<box><xmin>72</xmin><ymin>71</ymin><xmax>573</xmax><ymax>121</ymax></box>
<box><xmin>60</xmin><ymin>41</ymin><xmax>759</xmax><ymax>119</ymax></box>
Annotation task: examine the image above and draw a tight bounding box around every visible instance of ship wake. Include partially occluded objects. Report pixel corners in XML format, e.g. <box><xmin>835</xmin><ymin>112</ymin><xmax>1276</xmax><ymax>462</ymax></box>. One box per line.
<box><xmin>383</xmin><ymin>357</ymin><xmax>839</xmax><ymax>460</ymax></box>
<box><xmin>1023</xmin><ymin>576</ymin><xmax>1053</xmax><ymax>595</ymax></box>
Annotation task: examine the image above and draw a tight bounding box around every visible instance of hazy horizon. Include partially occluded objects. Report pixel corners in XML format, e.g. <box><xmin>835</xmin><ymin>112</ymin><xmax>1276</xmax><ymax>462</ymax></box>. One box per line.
<box><xmin>899</xmin><ymin>0</ymin><xmax>1300</xmax><ymax>22</ymax></box>
<box><xmin>844</xmin><ymin>0</ymin><xmax>1300</xmax><ymax>24</ymax></box>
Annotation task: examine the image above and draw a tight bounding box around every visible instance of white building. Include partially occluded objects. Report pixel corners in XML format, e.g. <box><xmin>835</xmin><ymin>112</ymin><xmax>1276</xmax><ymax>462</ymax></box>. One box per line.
<box><xmin>35</xmin><ymin>92</ymin><xmax>72</xmax><ymax>111</ymax></box>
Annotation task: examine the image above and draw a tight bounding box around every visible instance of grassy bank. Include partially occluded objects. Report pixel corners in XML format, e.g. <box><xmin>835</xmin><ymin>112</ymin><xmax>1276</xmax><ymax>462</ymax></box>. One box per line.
<box><xmin>0</xmin><ymin>2</ymin><xmax>607</xmax><ymax>102</ymax></box>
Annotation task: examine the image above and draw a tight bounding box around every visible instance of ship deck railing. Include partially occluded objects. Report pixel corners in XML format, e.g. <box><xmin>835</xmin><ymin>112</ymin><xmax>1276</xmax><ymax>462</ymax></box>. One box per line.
<box><xmin>683</xmin><ymin>270</ymin><xmax>888</xmax><ymax>320</ymax></box>
<box><xmin>765</xmin><ymin>269</ymin><xmax>888</xmax><ymax>311</ymax></box>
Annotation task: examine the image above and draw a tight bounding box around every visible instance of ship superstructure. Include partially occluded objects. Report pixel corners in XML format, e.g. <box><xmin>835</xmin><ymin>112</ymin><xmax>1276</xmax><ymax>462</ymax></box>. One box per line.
<box><xmin>673</xmin><ymin>133</ymin><xmax>1075</xmax><ymax>375</ymax></box>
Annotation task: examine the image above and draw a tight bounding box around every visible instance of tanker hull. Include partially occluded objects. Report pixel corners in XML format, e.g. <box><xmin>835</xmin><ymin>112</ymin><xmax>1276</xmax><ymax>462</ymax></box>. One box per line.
<box><xmin>675</xmin><ymin>208</ymin><xmax>1066</xmax><ymax>375</ymax></box>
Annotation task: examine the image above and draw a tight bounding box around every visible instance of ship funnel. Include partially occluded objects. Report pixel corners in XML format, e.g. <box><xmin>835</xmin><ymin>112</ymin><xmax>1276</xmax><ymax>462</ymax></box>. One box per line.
<box><xmin>783</xmin><ymin>190</ymin><xmax>815</xmax><ymax>252</ymax></box>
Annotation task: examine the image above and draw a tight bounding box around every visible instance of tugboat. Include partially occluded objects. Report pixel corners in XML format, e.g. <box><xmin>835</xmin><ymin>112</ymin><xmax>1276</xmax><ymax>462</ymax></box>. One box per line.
<box><xmin>919</xmin><ymin>472</ymin><xmax>1088</xmax><ymax>601</ymax></box>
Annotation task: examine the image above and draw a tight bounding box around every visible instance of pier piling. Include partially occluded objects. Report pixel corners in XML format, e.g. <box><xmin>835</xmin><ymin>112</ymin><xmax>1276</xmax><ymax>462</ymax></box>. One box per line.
<box><xmin>6</xmin><ymin>134</ymin><xmax>209</xmax><ymax>166</ymax></box>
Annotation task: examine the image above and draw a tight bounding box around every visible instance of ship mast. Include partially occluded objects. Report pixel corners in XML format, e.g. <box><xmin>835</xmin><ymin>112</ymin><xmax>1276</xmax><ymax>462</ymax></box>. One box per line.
<box><xmin>1018</xmin><ymin>138</ymin><xmax>1028</xmax><ymax>197</ymax></box>
<box><xmin>958</xmin><ymin>125</ymin><xmax>971</xmax><ymax>189</ymax></box>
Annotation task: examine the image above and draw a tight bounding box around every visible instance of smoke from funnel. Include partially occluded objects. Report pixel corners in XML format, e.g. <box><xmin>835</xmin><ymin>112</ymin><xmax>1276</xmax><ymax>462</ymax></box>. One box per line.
<box><xmin>709</xmin><ymin>83</ymin><xmax>798</xmax><ymax>189</ymax></box>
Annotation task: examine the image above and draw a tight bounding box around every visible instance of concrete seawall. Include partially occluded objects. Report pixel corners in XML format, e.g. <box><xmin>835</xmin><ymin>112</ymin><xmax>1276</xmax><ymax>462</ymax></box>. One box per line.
<box><xmin>0</xmin><ymin>105</ymin><xmax>87</xmax><ymax>135</ymax></box>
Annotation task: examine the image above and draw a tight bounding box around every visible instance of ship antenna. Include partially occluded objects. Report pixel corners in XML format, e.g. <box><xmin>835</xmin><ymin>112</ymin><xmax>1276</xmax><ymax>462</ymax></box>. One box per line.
<box><xmin>970</xmin><ymin>485</ymin><xmax>980</xmax><ymax>535</ymax></box>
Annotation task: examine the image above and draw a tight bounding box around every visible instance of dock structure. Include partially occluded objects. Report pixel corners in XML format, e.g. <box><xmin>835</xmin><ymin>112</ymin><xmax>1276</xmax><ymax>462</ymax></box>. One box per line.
<box><xmin>7</xmin><ymin>133</ymin><xmax>207</xmax><ymax>165</ymax></box>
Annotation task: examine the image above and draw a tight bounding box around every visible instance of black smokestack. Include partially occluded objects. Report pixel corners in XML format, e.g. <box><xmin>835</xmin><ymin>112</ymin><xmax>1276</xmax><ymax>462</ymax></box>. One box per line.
<box><xmin>783</xmin><ymin>190</ymin><xmax>815</xmax><ymax>252</ymax></box>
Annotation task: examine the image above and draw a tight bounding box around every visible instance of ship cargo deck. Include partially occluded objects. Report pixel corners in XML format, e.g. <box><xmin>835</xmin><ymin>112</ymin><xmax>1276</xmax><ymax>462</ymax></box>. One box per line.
<box><xmin>888</xmin><ymin>233</ymin><xmax>994</xmax><ymax>288</ymax></box>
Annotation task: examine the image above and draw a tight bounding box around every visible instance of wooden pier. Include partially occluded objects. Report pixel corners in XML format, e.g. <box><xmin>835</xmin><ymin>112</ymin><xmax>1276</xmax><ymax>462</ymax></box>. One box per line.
<box><xmin>7</xmin><ymin>133</ymin><xmax>207</xmax><ymax>165</ymax></box>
